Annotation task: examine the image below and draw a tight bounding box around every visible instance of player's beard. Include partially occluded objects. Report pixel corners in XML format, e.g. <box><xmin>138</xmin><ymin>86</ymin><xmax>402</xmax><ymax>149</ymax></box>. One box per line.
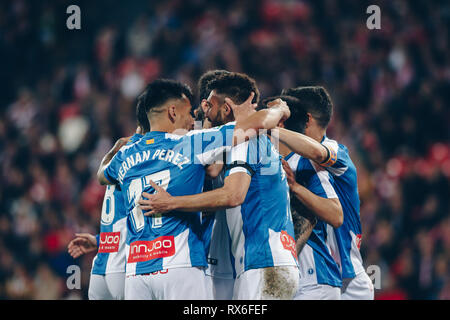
<box><xmin>209</xmin><ymin>112</ymin><xmax>226</xmax><ymax>127</ymax></box>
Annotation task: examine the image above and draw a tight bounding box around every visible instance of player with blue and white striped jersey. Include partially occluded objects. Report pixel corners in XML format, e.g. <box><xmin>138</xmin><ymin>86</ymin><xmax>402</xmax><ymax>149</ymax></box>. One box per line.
<box><xmin>196</xmin><ymin>70</ymin><xmax>239</xmax><ymax>300</ymax></box>
<box><xmin>279</xmin><ymin>86</ymin><xmax>374</xmax><ymax>300</ymax></box>
<box><xmin>140</xmin><ymin>73</ymin><xmax>298</xmax><ymax>300</ymax></box>
<box><xmin>97</xmin><ymin>79</ymin><xmax>289</xmax><ymax>300</ymax></box>
<box><xmin>68</xmin><ymin>132</ymin><xmax>143</xmax><ymax>300</ymax></box>
<box><xmin>284</xmin><ymin>153</ymin><xmax>342</xmax><ymax>299</ymax></box>
<box><xmin>201</xmin><ymin>172</ymin><xmax>236</xmax><ymax>299</ymax></box>
<box><xmin>262</xmin><ymin>94</ymin><xmax>344</xmax><ymax>299</ymax></box>
<box><xmin>320</xmin><ymin>137</ymin><xmax>374</xmax><ymax>299</ymax></box>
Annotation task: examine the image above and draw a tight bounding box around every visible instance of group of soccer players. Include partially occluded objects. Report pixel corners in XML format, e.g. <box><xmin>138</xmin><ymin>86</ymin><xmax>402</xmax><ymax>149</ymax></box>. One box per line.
<box><xmin>67</xmin><ymin>70</ymin><xmax>374</xmax><ymax>300</ymax></box>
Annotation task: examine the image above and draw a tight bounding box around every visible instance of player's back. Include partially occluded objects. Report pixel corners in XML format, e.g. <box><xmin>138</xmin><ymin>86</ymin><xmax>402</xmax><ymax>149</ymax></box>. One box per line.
<box><xmin>225</xmin><ymin>135</ymin><xmax>297</xmax><ymax>276</ymax></box>
<box><xmin>104</xmin><ymin>123</ymin><xmax>236</xmax><ymax>276</ymax></box>
<box><xmin>322</xmin><ymin>136</ymin><xmax>364</xmax><ymax>278</ymax></box>
<box><xmin>285</xmin><ymin>152</ymin><xmax>342</xmax><ymax>288</ymax></box>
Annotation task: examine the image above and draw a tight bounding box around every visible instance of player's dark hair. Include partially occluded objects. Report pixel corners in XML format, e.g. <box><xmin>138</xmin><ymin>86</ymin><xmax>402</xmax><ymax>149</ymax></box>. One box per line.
<box><xmin>261</xmin><ymin>95</ymin><xmax>308</xmax><ymax>134</ymax></box>
<box><xmin>138</xmin><ymin>79</ymin><xmax>193</xmax><ymax>118</ymax></box>
<box><xmin>197</xmin><ymin>70</ymin><xmax>231</xmax><ymax>101</ymax></box>
<box><xmin>194</xmin><ymin>70</ymin><xmax>231</xmax><ymax>122</ymax></box>
<box><xmin>281</xmin><ymin>86</ymin><xmax>333</xmax><ymax>129</ymax></box>
<box><xmin>136</xmin><ymin>96</ymin><xmax>151</xmax><ymax>133</ymax></box>
<box><xmin>207</xmin><ymin>72</ymin><xmax>260</xmax><ymax>105</ymax></box>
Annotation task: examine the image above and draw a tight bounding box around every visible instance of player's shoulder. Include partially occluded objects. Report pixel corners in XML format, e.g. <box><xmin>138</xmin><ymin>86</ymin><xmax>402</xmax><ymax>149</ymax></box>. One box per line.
<box><xmin>323</xmin><ymin>136</ymin><xmax>347</xmax><ymax>153</ymax></box>
<box><xmin>185</xmin><ymin>121</ymin><xmax>237</xmax><ymax>137</ymax></box>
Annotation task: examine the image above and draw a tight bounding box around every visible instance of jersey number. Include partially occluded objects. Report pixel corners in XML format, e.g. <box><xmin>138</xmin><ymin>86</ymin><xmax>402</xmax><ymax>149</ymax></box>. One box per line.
<box><xmin>101</xmin><ymin>185</ymin><xmax>116</xmax><ymax>225</ymax></box>
<box><xmin>128</xmin><ymin>170</ymin><xmax>171</xmax><ymax>232</ymax></box>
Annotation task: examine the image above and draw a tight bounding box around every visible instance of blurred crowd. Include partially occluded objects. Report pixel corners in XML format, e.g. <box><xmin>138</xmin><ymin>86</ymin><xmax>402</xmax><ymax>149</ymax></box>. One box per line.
<box><xmin>0</xmin><ymin>0</ymin><xmax>448</xmax><ymax>299</ymax></box>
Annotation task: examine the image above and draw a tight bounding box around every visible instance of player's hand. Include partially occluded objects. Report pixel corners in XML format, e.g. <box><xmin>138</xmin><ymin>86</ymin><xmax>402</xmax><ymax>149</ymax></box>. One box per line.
<box><xmin>67</xmin><ymin>233</ymin><xmax>97</xmax><ymax>259</ymax></box>
<box><xmin>282</xmin><ymin>159</ymin><xmax>297</xmax><ymax>188</ymax></box>
<box><xmin>267</xmin><ymin>98</ymin><xmax>290</xmax><ymax>124</ymax></box>
<box><xmin>139</xmin><ymin>180</ymin><xmax>174</xmax><ymax>216</ymax></box>
<box><xmin>225</xmin><ymin>92</ymin><xmax>257</xmax><ymax>123</ymax></box>
<box><xmin>111</xmin><ymin>136</ymin><xmax>131</xmax><ymax>154</ymax></box>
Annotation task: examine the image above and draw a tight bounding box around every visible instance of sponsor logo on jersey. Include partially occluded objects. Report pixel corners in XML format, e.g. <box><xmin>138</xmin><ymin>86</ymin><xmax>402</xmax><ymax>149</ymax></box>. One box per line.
<box><xmin>98</xmin><ymin>232</ymin><xmax>121</xmax><ymax>253</ymax></box>
<box><xmin>356</xmin><ymin>234</ymin><xmax>362</xmax><ymax>250</ymax></box>
<box><xmin>280</xmin><ymin>230</ymin><xmax>298</xmax><ymax>260</ymax></box>
<box><xmin>127</xmin><ymin>236</ymin><xmax>175</xmax><ymax>263</ymax></box>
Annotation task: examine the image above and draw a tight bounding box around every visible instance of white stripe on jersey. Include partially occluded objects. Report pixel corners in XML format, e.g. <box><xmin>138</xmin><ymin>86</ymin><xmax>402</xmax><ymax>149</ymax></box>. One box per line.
<box><xmin>326</xmin><ymin>224</ymin><xmax>341</xmax><ymax>273</ymax></box>
<box><xmin>105</xmin><ymin>217</ymin><xmax>127</xmax><ymax>274</ymax></box>
<box><xmin>349</xmin><ymin>231</ymin><xmax>365</xmax><ymax>276</ymax></box>
<box><xmin>231</xmin><ymin>140</ymin><xmax>249</xmax><ymax>162</ymax></box>
<box><xmin>226</xmin><ymin>205</ymin><xmax>246</xmax><ymax>276</ymax></box>
<box><xmin>124</xmin><ymin>243</ymin><xmax>134</xmax><ymax>276</ymax></box>
<box><xmin>297</xmin><ymin>244</ymin><xmax>318</xmax><ymax>287</ymax></box>
<box><xmin>286</xmin><ymin>153</ymin><xmax>301</xmax><ymax>173</ymax></box>
<box><xmin>310</xmin><ymin>161</ymin><xmax>338</xmax><ymax>199</ymax></box>
<box><xmin>162</xmin><ymin>228</ymin><xmax>191</xmax><ymax>270</ymax></box>
<box><xmin>268</xmin><ymin>229</ymin><xmax>299</xmax><ymax>267</ymax></box>
<box><xmin>196</xmin><ymin>145</ymin><xmax>230</xmax><ymax>166</ymax></box>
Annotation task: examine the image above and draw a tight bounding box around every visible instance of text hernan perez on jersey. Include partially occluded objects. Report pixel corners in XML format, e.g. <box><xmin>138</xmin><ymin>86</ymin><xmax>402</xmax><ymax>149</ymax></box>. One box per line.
<box><xmin>116</xmin><ymin>127</ymin><xmax>279</xmax><ymax>184</ymax></box>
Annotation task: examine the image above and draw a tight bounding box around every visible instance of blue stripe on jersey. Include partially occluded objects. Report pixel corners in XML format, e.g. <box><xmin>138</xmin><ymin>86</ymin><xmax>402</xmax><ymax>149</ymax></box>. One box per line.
<box><xmin>322</xmin><ymin>137</ymin><xmax>362</xmax><ymax>279</ymax></box>
<box><xmin>104</xmin><ymin>124</ymin><xmax>235</xmax><ymax>275</ymax></box>
<box><xmin>92</xmin><ymin>133</ymin><xmax>142</xmax><ymax>275</ymax></box>
<box><xmin>285</xmin><ymin>151</ymin><xmax>342</xmax><ymax>287</ymax></box>
<box><xmin>225</xmin><ymin>136</ymin><xmax>297</xmax><ymax>274</ymax></box>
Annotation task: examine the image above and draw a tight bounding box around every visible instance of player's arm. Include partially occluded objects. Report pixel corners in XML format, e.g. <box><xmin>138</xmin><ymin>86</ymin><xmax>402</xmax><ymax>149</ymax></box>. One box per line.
<box><xmin>271</xmin><ymin>128</ymin><xmax>330</xmax><ymax>165</ymax></box>
<box><xmin>290</xmin><ymin>205</ymin><xmax>317</xmax><ymax>254</ymax></box>
<box><xmin>283</xmin><ymin>160</ymin><xmax>343</xmax><ymax>228</ymax></box>
<box><xmin>139</xmin><ymin>172</ymin><xmax>251</xmax><ymax>215</ymax></box>
<box><xmin>226</xmin><ymin>94</ymin><xmax>290</xmax><ymax>146</ymax></box>
<box><xmin>97</xmin><ymin>136</ymin><xmax>130</xmax><ymax>185</ymax></box>
<box><xmin>205</xmin><ymin>163</ymin><xmax>224</xmax><ymax>179</ymax></box>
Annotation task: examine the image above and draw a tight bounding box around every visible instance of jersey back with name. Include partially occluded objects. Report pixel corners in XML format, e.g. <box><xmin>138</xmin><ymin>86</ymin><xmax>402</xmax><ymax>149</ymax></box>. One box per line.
<box><xmin>92</xmin><ymin>133</ymin><xmax>142</xmax><ymax>275</ymax></box>
<box><xmin>225</xmin><ymin>136</ymin><xmax>298</xmax><ymax>276</ymax></box>
<box><xmin>286</xmin><ymin>152</ymin><xmax>342</xmax><ymax>288</ymax></box>
<box><xmin>321</xmin><ymin>137</ymin><xmax>364</xmax><ymax>279</ymax></box>
<box><xmin>104</xmin><ymin>124</ymin><xmax>235</xmax><ymax>276</ymax></box>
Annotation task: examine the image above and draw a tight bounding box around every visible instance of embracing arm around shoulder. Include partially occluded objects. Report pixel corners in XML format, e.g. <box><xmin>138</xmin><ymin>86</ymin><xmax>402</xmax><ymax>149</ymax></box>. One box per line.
<box><xmin>97</xmin><ymin>137</ymin><xmax>130</xmax><ymax>185</ymax></box>
<box><xmin>139</xmin><ymin>172</ymin><xmax>251</xmax><ymax>215</ymax></box>
<box><xmin>273</xmin><ymin>128</ymin><xmax>330</xmax><ymax>164</ymax></box>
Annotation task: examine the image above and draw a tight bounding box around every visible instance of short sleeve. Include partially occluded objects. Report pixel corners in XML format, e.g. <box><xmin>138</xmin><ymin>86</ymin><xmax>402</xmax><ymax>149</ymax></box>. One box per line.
<box><xmin>321</xmin><ymin>139</ymin><xmax>350</xmax><ymax>177</ymax></box>
<box><xmin>224</xmin><ymin>140</ymin><xmax>254</xmax><ymax>177</ymax></box>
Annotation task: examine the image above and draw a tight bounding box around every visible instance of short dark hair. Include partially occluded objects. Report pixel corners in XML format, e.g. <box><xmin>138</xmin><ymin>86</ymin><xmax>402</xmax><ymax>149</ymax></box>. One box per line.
<box><xmin>197</xmin><ymin>70</ymin><xmax>231</xmax><ymax>101</ymax></box>
<box><xmin>261</xmin><ymin>95</ymin><xmax>308</xmax><ymax>133</ymax></box>
<box><xmin>195</xmin><ymin>70</ymin><xmax>231</xmax><ymax>122</ymax></box>
<box><xmin>207</xmin><ymin>72</ymin><xmax>260</xmax><ymax>105</ymax></box>
<box><xmin>281</xmin><ymin>86</ymin><xmax>333</xmax><ymax>128</ymax></box>
<box><xmin>136</xmin><ymin>98</ymin><xmax>151</xmax><ymax>132</ymax></box>
<box><xmin>137</xmin><ymin>79</ymin><xmax>193</xmax><ymax>120</ymax></box>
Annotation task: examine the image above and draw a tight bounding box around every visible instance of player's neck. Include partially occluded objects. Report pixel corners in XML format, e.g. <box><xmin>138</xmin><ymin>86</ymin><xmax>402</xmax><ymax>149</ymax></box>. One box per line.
<box><xmin>308</xmin><ymin>127</ymin><xmax>326</xmax><ymax>143</ymax></box>
<box><xmin>149</xmin><ymin>119</ymin><xmax>175</xmax><ymax>133</ymax></box>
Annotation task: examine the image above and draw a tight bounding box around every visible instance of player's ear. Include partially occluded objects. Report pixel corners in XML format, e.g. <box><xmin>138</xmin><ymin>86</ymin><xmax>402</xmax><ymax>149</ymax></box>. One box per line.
<box><xmin>306</xmin><ymin>112</ymin><xmax>312</xmax><ymax>128</ymax></box>
<box><xmin>223</xmin><ymin>102</ymin><xmax>232</xmax><ymax>117</ymax></box>
<box><xmin>168</xmin><ymin>105</ymin><xmax>176</xmax><ymax>123</ymax></box>
<box><xmin>201</xmin><ymin>99</ymin><xmax>209</xmax><ymax>113</ymax></box>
